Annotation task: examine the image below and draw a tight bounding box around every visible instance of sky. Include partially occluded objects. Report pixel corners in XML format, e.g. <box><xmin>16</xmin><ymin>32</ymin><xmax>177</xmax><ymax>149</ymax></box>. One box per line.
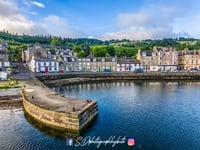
<box><xmin>0</xmin><ymin>0</ymin><xmax>200</xmax><ymax>40</ymax></box>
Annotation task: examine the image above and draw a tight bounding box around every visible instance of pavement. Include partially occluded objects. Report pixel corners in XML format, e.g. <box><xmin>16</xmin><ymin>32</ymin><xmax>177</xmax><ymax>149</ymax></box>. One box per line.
<box><xmin>24</xmin><ymin>85</ymin><xmax>95</xmax><ymax>114</ymax></box>
<box><xmin>11</xmin><ymin>62</ymin><xmax>34</xmax><ymax>80</ymax></box>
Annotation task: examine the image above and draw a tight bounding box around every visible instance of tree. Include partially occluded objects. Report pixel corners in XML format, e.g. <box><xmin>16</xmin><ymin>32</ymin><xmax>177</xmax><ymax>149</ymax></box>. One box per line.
<box><xmin>78</xmin><ymin>51</ymin><xmax>85</xmax><ymax>58</ymax></box>
<box><xmin>82</xmin><ymin>45</ymin><xmax>91</xmax><ymax>57</ymax></box>
<box><xmin>106</xmin><ymin>46</ymin><xmax>115</xmax><ymax>56</ymax></box>
<box><xmin>141</xmin><ymin>45</ymin><xmax>151</xmax><ymax>50</ymax></box>
<box><xmin>72</xmin><ymin>46</ymin><xmax>81</xmax><ymax>53</ymax></box>
<box><xmin>51</xmin><ymin>37</ymin><xmax>61</xmax><ymax>46</ymax></box>
<box><xmin>92</xmin><ymin>46</ymin><xmax>107</xmax><ymax>57</ymax></box>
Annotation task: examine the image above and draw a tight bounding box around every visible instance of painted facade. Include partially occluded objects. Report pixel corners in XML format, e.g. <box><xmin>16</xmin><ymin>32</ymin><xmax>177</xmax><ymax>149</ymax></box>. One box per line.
<box><xmin>29</xmin><ymin>57</ymin><xmax>59</xmax><ymax>73</ymax></box>
<box><xmin>178</xmin><ymin>48</ymin><xmax>200</xmax><ymax>70</ymax></box>
<box><xmin>137</xmin><ymin>47</ymin><xmax>178</xmax><ymax>71</ymax></box>
<box><xmin>116</xmin><ymin>58</ymin><xmax>140</xmax><ymax>72</ymax></box>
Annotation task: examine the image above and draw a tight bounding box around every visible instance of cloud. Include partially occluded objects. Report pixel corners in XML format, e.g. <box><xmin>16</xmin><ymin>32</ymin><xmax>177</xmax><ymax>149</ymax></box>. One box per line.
<box><xmin>172</xmin><ymin>15</ymin><xmax>200</xmax><ymax>38</ymax></box>
<box><xmin>88</xmin><ymin>36</ymin><xmax>94</xmax><ymax>39</ymax></box>
<box><xmin>102</xmin><ymin>6</ymin><xmax>178</xmax><ymax>40</ymax></box>
<box><xmin>0</xmin><ymin>0</ymin><xmax>81</xmax><ymax>38</ymax></box>
<box><xmin>102</xmin><ymin>3</ymin><xmax>200</xmax><ymax>40</ymax></box>
<box><xmin>31</xmin><ymin>1</ymin><xmax>45</xmax><ymax>8</ymax></box>
<box><xmin>0</xmin><ymin>0</ymin><xmax>37</xmax><ymax>34</ymax></box>
<box><xmin>40</xmin><ymin>15</ymin><xmax>81</xmax><ymax>38</ymax></box>
<box><xmin>31</xmin><ymin>12</ymin><xmax>38</xmax><ymax>15</ymax></box>
<box><xmin>102</xmin><ymin>27</ymin><xmax>173</xmax><ymax>41</ymax></box>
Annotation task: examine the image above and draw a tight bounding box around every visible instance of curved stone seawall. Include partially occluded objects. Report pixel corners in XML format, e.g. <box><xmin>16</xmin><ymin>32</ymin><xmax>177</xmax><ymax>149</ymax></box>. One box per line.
<box><xmin>37</xmin><ymin>72</ymin><xmax>200</xmax><ymax>86</ymax></box>
<box><xmin>22</xmin><ymin>82</ymin><xmax>98</xmax><ymax>133</ymax></box>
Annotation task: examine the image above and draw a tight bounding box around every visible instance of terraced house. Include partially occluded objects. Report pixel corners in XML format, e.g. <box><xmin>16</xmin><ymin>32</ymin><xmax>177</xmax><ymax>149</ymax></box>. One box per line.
<box><xmin>155</xmin><ymin>47</ymin><xmax>178</xmax><ymax>71</ymax></box>
<box><xmin>137</xmin><ymin>47</ymin><xmax>178</xmax><ymax>71</ymax></box>
<box><xmin>178</xmin><ymin>48</ymin><xmax>200</xmax><ymax>70</ymax></box>
<box><xmin>116</xmin><ymin>58</ymin><xmax>140</xmax><ymax>72</ymax></box>
<box><xmin>76</xmin><ymin>57</ymin><xmax>117</xmax><ymax>72</ymax></box>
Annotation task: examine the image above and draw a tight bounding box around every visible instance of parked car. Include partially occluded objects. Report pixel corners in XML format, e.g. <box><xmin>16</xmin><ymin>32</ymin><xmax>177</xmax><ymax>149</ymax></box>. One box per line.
<box><xmin>58</xmin><ymin>69</ymin><xmax>64</xmax><ymax>73</ymax></box>
<box><xmin>134</xmin><ymin>68</ymin><xmax>144</xmax><ymax>73</ymax></box>
<box><xmin>179</xmin><ymin>70</ymin><xmax>187</xmax><ymax>72</ymax></box>
<box><xmin>104</xmin><ymin>69</ymin><xmax>111</xmax><ymax>72</ymax></box>
<box><xmin>189</xmin><ymin>68</ymin><xmax>198</xmax><ymax>72</ymax></box>
<box><xmin>172</xmin><ymin>69</ymin><xmax>179</xmax><ymax>72</ymax></box>
<box><xmin>159</xmin><ymin>70</ymin><xmax>168</xmax><ymax>72</ymax></box>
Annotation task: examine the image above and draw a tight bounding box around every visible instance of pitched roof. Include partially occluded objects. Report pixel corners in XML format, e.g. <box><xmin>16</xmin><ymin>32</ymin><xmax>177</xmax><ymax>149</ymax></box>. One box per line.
<box><xmin>117</xmin><ymin>58</ymin><xmax>140</xmax><ymax>64</ymax></box>
<box><xmin>33</xmin><ymin>58</ymin><xmax>58</xmax><ymax>62</ymax></box>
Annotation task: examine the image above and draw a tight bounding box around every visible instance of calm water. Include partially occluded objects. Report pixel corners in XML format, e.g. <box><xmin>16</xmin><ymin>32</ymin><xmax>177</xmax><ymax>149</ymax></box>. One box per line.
<box><xmin>1</xmin><ymin>81</ymin><xmax>200</xmax><ymax>150</ymax></box>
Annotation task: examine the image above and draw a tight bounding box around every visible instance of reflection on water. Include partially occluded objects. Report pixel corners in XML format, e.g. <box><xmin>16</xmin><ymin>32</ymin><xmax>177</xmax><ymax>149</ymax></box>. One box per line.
<box><xmin>1</xmin><ymin>81</ymin><xmax>200</xmax><ymax>150</ymax></box>
<box><xmin>23</xmin><ymin>109</ymin><xmax>98</xmax><ymax>140</ymax></box>
<box><xmin>23</xmin><ymin>110</ymin><xmax>79</xmax><ymax>139</ymax></box>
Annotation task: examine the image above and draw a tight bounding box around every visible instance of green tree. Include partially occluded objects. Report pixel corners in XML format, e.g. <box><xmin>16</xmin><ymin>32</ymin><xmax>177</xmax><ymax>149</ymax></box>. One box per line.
<box><xmin>72</xmin><ymin>46</ymin><xmax>81</xmax><ymax>53</ymax></box>
<box><xmin>106</xmin><ymin>46</ymin><xmax>115</xmax><ymax>56</ymax></box>
<box><xmin>92</xmin><ymin>46</ymin><xmax>107</xmax><ymax>57</ymax></box>
<box><xmin>51</xmin><ymin>37</ymin><xmax>61</xmax><ymax>46</ymax></box>
<box><xmin>78</xmin><ymin>51</ymin><xmax>85</xmax><ymax>58</ymax></box>
<box><xmin>82</xmin><ymin>45</ymin><xmax>91</xmax><ymax>57</ymax></box>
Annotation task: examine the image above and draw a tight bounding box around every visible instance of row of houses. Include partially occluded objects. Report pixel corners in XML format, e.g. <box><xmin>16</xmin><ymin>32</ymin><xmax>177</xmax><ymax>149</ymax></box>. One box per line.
<box><xmin>178</xmin><ymin>49</ymin><xmax>200</xmax><ymax>70</ymax></box>
<box><xmin>0</xmin><ymin>42</ymin><xmax>10</xmax><ymax>71</ymax></box>
<box><xmin>24</xmin><ymin>44</ymin><xmax>200</xmax><ymax>73</ymax></box>
<box><xmin>76</xmin><ymin>57</ymin><xmax>140</xmax><ymax>72</ymax></box>
<box><xmin>25</xmin><ymin>44</ymin><xmax>141</xmax><ymax>73</ymax></box>
<box><xmin>138</xmin><ymin>47</ymin><xmax>200</xmax><ymax>71</ymax></box>
<box><xmin>0</xmin><ymin>42</ymin><xmax>10</xmax><ymax>80</ymax></box>
<box><xmin>29</xmin><ymin>56</ymin><xmax>141</xmax><ymax>73</ymax></box>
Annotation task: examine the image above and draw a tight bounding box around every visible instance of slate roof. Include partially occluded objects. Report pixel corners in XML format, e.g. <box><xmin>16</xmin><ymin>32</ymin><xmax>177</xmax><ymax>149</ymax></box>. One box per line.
<box><xmin>117</xmin><ymin>58</ymin><xmax>140</xmax><ymax>64</ymax></box>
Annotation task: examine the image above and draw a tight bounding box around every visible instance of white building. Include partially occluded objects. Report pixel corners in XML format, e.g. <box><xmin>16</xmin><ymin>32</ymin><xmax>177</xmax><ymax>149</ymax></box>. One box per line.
<box><xmin>29</xmin><ymin>57</ymin><xmax>59</xmax><ymax>73</ymax></box>
<box><xmin>0</xmin><ymin>72</ymin><xmax>8</xmax><ymax>80</ymax></box>
<box><xmin>0</xmin><ymin>60</ymin><xmax>10</xmax><ymax>70</ymax></box>
<box><xmin>76</xmin><ymin>57</ymin><xmax>117</xmax><ymax>72</ymax></box>
<box><xmin>0</xmin><ymin>42</ymin><xmax>10</xmax><ymax>71</ymax></box>
<box><xmin>116</xmin><ymin>58</ymin><xmax>140</xmax><ymax>72</ymax></box>
<box><xmin>48</xmin><ymin>49</ymin><xmax>77</xmax><ymax>72</ymax></box>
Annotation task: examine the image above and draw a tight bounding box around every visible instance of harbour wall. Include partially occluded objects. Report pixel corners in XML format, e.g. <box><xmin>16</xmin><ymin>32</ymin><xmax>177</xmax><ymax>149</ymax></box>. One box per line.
<box><xmin>21</xmin><ymin>80</ymin><xmax>98</xmax><ymax>134</ymax></box>
<box><xmin>36</xmin><ymin>72</ymin><xmax>200</xmax><ymax>86</ymax></box>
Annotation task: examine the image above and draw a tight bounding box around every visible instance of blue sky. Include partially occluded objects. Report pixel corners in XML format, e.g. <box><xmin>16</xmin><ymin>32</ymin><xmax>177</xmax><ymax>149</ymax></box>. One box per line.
<box><xmin>0</xmin><ymin>0</ymin><xmax>200</xmax><ymax>40</ymax></box>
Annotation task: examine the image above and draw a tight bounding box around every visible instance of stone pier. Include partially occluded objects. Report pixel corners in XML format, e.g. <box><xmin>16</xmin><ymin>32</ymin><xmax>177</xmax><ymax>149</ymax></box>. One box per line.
<box><xmin>22</xmin><ymin>85</ymin><xmax>98</xmax><ymax>133</ymax></box>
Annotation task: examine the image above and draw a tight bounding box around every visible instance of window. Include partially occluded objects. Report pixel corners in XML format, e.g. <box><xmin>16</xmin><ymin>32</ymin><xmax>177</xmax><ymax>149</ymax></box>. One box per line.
<box><xmin>142</xmin><ymin>52</ymin><xmax>146</xmax><ymax>56</ymax></box>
